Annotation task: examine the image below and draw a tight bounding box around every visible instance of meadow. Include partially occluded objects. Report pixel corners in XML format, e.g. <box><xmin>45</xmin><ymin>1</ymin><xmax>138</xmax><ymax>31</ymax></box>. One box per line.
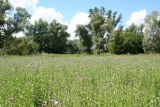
<box><xmin>0</xmin><ymin>54</ymin><xmax>160</xmax><ymax>107</ymax></box>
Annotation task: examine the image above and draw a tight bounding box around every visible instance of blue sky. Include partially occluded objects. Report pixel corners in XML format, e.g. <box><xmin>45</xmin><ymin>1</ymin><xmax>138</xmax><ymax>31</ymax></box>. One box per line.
<box><xmin>9</xmin><ymin>0</ymin><xmax>160</xmax><ymax>38</ymax></box>
<box><xmin>38</xmin><ymin>0</ymin><xmax>160</xmax><ymax>24</ymax></box>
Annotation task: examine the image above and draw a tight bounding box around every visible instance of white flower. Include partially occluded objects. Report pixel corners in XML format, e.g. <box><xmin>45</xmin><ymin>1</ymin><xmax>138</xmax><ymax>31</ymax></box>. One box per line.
<box><xmin>54</xmin><ymin>101</ymin><xmax>58</xmax><ymax>105</ymax></box>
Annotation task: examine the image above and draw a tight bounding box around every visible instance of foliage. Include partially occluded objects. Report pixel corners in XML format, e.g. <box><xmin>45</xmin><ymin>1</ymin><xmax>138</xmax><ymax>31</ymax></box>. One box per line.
<box><xmin>26</xmin><ymin>19</ymin><xmax>69</xmax><ymax>53</ymax></box>
<box><xmin>1</xmin><ymin>2</ymin><xmax>160</xmax><ymax>55</ymax></box>
<box><xmin>143</xmin><ymin>11</ymin><xmax>160</xmax><ymax>53</ymax></box>
<box><xmin>0</xmin><ymin>5</ymin><xmax>30</xmax><ymax>49</ymax></box>
<box><xmin>2</xmin><ymin>37</ymin><xmax>39</xmax><ymax>55</ymax></box>
<box><xmin>75</xmin><ymin>25</ymin><xmax>92</xmax><ymax>53</ymax></box>
<box><xmin>109</xmin><ymin>24</ymin><xmax>144</xmax><ymax>54</ymax></box>
<box><xmin>122</xmin><ymin>32</ymin><xmax>143</xmax><ymax>54</ymax></box>
<box><xmin>0</xmin><ymin>0</ymin><xmax>11</xmax><ymax>26</ymax></box>
<box><xmin>14</xmin><ymin>7</ymin><xmax>31</xmax><ymax>32</ymax></box>
<box><xmin>18</xmin><ymin>37</ymin><xmax>39</xmax><ymax>55</ymax></box>
<box><xmin>0</xmin><ymin>0</ymin><xmax>11</xmax><ymax>48</ymax></box>
<box><xmin>108</xmin><ymin>30</ymin><xmax>124</xmax><ymax>54</ymax></box>
<box><xmin>46</xmin><ymin>20</ymin><xmax>69</xmax><ymax>53</ymax></box>
<box><xmin>88</xmin><ymin>7</ymin><xmax>122</xmax><ymax>53</ymax></box>
<box><xmin>26</xmin><ymin>19</ymin><xmax>49</xmax><ymax>52</ymax></box>
<box><xmin>67</xmin><ymin>39</ymin><xmax>80</xmax><ymax>54</ymax></box>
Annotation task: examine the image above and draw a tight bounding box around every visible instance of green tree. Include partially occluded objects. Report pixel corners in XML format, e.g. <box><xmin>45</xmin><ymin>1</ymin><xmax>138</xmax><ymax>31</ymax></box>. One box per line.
<box><xmin>27</xmin><ymin>19</ymin><xmax>69</xmax><ymax>53</ymax></box>
<box><xmin>0</xmin><ymin>0</ymin><xmax>11</xmax><ymax>48</ymax></box>
<box><xmin>67</xmin><ymin>39</ymin><xmax>80</xmax><ymax>54</ymax></box>
<box><xmin>18</xmin><ymin>37</ymin><xmax>39</xmax><ymax>55</ymax></box>
<box><xmin>75</xmin><ymin>25</ymin><xmax>92</xmax><ymax>53</ymax></box>
<box><xmin>46</xmin><ymin>20</ymin><xmax>69</xmax><ymax>53</ymax></box>
<box><xmin>143</xmin><ymin>11</ymin><xmax>160</xmax><ymax>53</ymax></box>
<box><xmin>122</xmin><ymin>32</ymin><xmax>143</xmax><ymax>54</ymax></box>
<box><xmin>108</xmin><ymin>29</ymin><xmax>124</xmax><ymax>54</ymax></box>
<box><xmin>0</xmin><ymin>0</ymin><xmax>11</xmax><ymax>25</ymax></box>
<box><xmin>26</xmin><ymin>19</ymin><xmax>49</xmax><ymax>52</ymax></box>
<box><xmin>14</xmin><ymin>7</ymin><xmax>31</xmax><ymax>32</ymax></box>
<box><xmin>4</xmin><ymin>7</ymin><xmax>30</xmax><ymax>36</ymax></box>
<box><xmin>88</xmin><ymin>7</ymin><xmax>122</xmax><ymax>54</ymax></box>
<box><xmin>0</xmin><ymin>6</ymin><xmax>30</xmax><ymax>48</ymax></box>
<box><xmin>2</xmin><ymin>36</ymin><xmax>39</xmax><ymax>55</ymax></box>
<box><xmin>109</xmin><ymin>24</ymin><xmax>143</xmax><ymax>54</ymax></box>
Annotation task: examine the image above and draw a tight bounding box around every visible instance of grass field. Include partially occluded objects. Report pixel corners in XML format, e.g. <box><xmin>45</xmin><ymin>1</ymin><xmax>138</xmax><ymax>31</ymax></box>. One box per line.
<box><xmin>0</xmin><ymin>54</ymin><xmax>160</xmax><ymax>107</ymax></box>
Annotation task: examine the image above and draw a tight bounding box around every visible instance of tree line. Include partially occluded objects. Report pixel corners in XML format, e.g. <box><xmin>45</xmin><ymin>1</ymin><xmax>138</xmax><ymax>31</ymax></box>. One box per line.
<box><xmin>1</xmin><ymin>0</ymin><xmax>160</xmax><ymax>55</ymax></box>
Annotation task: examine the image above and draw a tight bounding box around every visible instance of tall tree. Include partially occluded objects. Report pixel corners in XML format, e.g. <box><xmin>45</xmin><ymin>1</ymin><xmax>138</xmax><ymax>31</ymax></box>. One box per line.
<box><xmin>143</xmin><ymin>11</ymin><xmax>160</xmax><ymax>53</ymax></box>
<box><xmin>75</xmin><ymin>25</ymin><xmax>92</xmax><ymax>53</ymax></box>
<box><xmin>88</xmin><ymin>7</ymin><xmax>122</xmax><ymax>53</ymax></box>
<box><xmin>14</xmin><ymin>7</ymin><xmax>31</xmax><ymax>32</ymax></box>
<box><xmin>26</xmin><ymin>19</ymin><xmax>49</xmax><ymax>52</ymax></box>
<box><xmin>0</xmin><ymin>0</ymin><xmax>11</xmax><ymax>48</ymax></box>
<box><xmin>109</xmin><ymin>24</ymin><xmax>143</xmax><ymax>54</ymax></box>
<box><xmin>67</xmin><ymin>39</ymin><xmax>80</xmax><ymax>54</ymax></box>
<box><xmin>0</xmin><ymin>6</ymin><xmax>30</xmax><ymax>48</ymax></box>
<box><xmin>126</xmin><ymin>23</ymin><xmax>144</xmax><ymax>36</ymax></box>
<box><xmin>4</xmin><ymin>7</ymin><xmax>30</xmax><ymax>36</ymax></box>
<box><xmin>0</xmin><ymin>0</ymin><xmax>11</xmax><ymax>25</ymax></box>
<box><xmin>26</xmin><ymin>19</ymin><xmax>70</xmax><ymax>53</ymax></box>
<box><xmin>46</xmin><ymin>20</ymin><xmax>69</xmax><ymax>53</ymax></box>
<box><xmin>108</xmin><ymin>29</ymin><xmax>124</xmax><ymax>54</ymax></box>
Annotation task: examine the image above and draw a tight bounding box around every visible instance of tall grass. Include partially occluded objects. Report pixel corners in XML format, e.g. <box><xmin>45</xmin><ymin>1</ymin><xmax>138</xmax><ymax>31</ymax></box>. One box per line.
<box><xmin>0</xmin><ymin>54</ymin><xmax>160</xmax><ymax>107</ymax></box>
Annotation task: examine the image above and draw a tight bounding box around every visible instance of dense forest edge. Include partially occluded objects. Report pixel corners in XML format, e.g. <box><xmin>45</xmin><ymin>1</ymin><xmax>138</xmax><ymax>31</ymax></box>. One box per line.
<box><xmin>1</xmin><ymin>0</ymin><xmax>160</xmax><ymax>55</ymax></box>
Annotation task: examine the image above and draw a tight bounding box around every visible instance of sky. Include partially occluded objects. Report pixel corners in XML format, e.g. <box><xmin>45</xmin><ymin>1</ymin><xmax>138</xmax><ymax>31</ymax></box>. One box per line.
<box><xmin>9</xmin><ymin>0</ymin><xmax>160</xmax><ymax>39</ymax></box>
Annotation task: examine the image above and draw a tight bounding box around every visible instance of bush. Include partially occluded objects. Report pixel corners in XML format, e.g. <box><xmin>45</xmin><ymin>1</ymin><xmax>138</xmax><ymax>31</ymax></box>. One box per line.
<box><xmin>2</xmin><ymin>37</ymin><xmax>39</xmax><ymax>55</ymax></box>
<box><xmin>0</xmin><ymin>49</ymin><xmax>6</xmax><ymax>55</ymax></box>
<box><xmin>108</xmin><ymin>31</ymin><xmax>143</xmax><ymax>54</ymax></box>
<box><xmin>66</xmin><ymin>40</ymin><xmax>80</xmax><ymax>54</ymax></box>
<box><xmin>108</xmin><ymin>30</ymin><xmax>124</xmax><ymax>54</ymax></box>
<box><xmin>2</xmin><ymin>37</ymin><xmax>21</xmax><ymax>55</ymax></box>
<box><xmin>123</xmin><ymin>32</ymin><xmax>143</xmax><ymax>54</ymax></box>
<box><xmin>18</xmin><ymin>37</ymin><xmax>39</xmax><ymax>55</ymax></box>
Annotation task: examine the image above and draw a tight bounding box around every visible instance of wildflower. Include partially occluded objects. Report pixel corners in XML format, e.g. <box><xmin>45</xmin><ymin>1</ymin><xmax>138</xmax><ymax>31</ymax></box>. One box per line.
<box><xmin>54</xmin><ymin>100</ymin><xmax>58</xmax><ymax>105</ymax></box>
<box><xmin>51</xmin><ymin>99</ymin><xmax>59</xmax><ymax>106</ymax></box>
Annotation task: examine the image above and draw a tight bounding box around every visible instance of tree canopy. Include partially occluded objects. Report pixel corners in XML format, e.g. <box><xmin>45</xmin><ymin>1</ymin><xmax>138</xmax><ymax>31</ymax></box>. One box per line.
<box><xmin>88</xmin><ymin>7</ymin><xmax>122</xmax><ymax>53</ymax></box>
<box><xmin>143</xmin><ymin>11</ymin><xmax>160</xmax><ymax>53</ymax></box>
<box><xmin>1</xmin><ymin>2</ymin><xmax>160</xmax><ymax>55</ymax></box>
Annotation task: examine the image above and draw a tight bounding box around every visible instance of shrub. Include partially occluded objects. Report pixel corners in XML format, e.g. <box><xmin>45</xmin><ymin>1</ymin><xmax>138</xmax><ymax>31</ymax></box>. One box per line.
<box><xmin>18</xmin><ymin>37</ymin><xmax>39</xmax><ymax>55</ymax></box>
<box><xmin>2</xmin><ymin>37</ymin><xmax>39</xmax><ymax>55</ymax></box>
<box><xmin>108</xmin><ymin>31</ymin><xmax>143</xmax><ymax>54</ymax></box>
<box><xmin>123</xmin><ymin>32</ymin><xmax>143</xmax><ymax>54</ymax></box>
<box><xmin>108</xmin><ymin>30</ymin><xmax>124</xmax><ymax>54</ymax></box>
<box><xmin>66</xmin><ymin>40</ymin><xmax>80</xmax><ymax>54</ymax></box>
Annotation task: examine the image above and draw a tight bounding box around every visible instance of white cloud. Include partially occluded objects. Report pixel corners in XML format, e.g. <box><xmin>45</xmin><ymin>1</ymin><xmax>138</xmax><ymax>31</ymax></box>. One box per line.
<box><xmin>9</xmin><ymin>0</ymin><xmax>38</xmax><ymax>38</ymax></box>
<box><xmin>30</xmin><ymin>7</ymin><xmax>64</xmax><ymax>24</ymax></box>
<box><xmin>9</xmin><ymin>0</ymin><xmax>89</xmax><ymax>39</ymax></box>
<box><xmin>9</xmin><ymin>0</ymin><xmax>38</xmax><ymax>13</ymax></box>
<box><xmin>31</xmin><ymin>11</ymin><xmax>89</xmax><ymax>39</ymax></box>
<box><xmin>67</xmin><ymin>12</ymin><xmax>90</xmax><ymax>39</ymax></box>
<box><xmin>126</xmin><ymin>10</ymin><xmax>147</xmax><ymax>26</ymax></box>
<box><xmin>13</xmin><ymin>31</ymin><xmax>25</xmax><ymax>38</ymax></box>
